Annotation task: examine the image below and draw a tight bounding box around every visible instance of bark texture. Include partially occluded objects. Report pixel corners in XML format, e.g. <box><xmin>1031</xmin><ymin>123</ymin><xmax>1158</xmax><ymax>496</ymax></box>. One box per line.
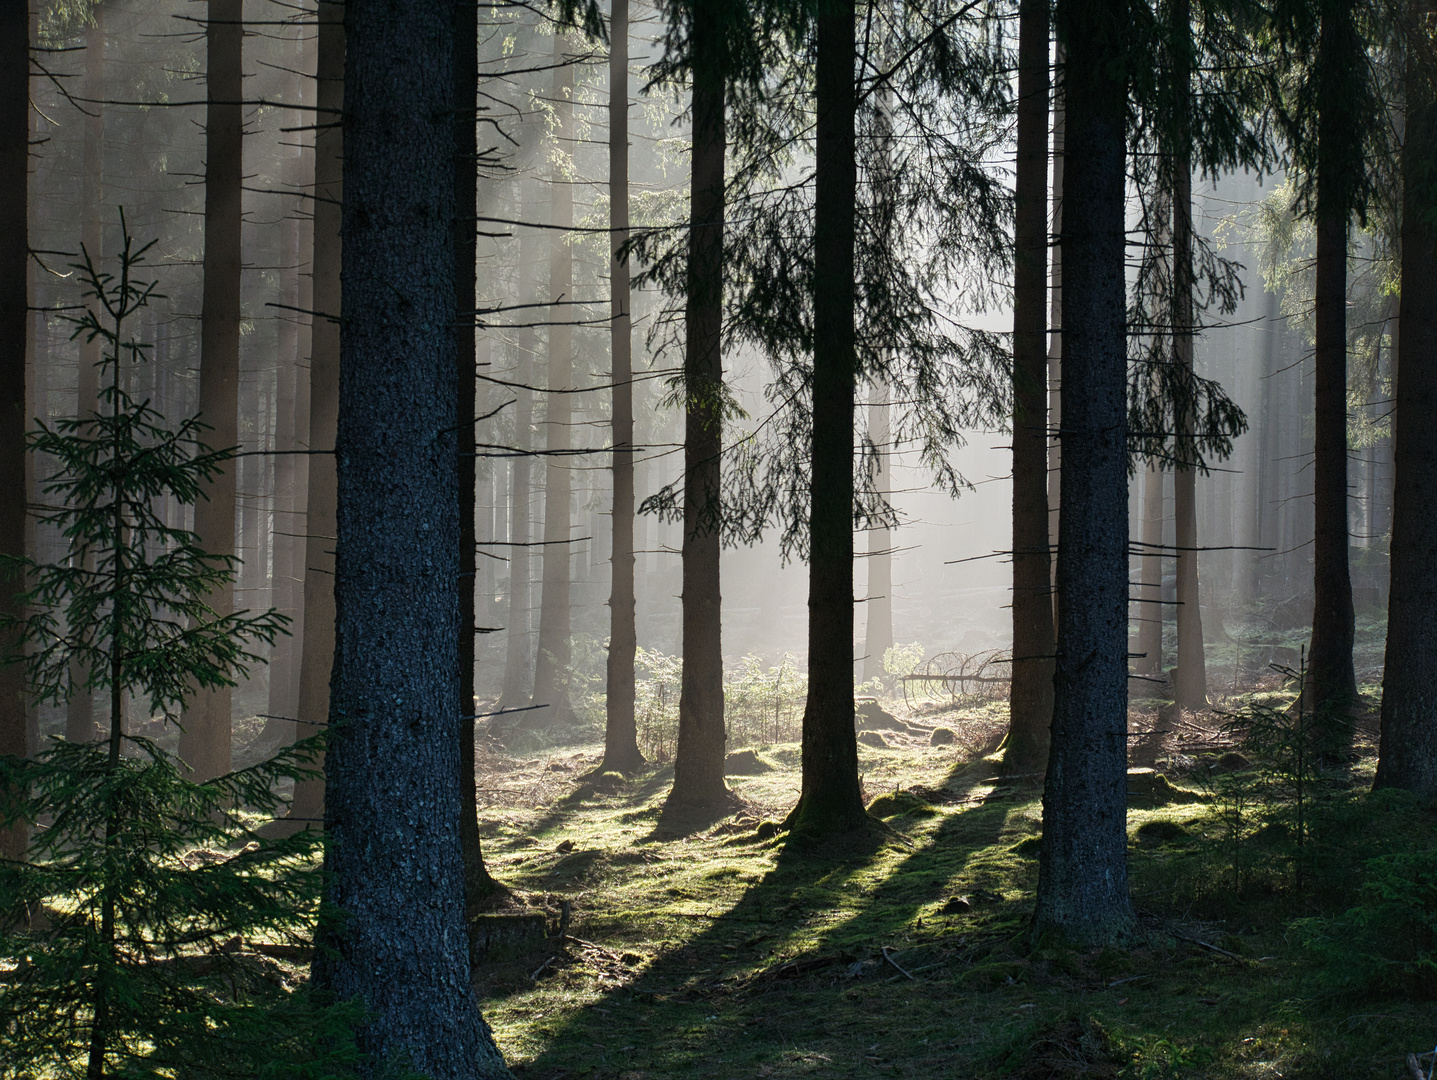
<box><xmin>603</xmin><ymin>0</ymin><xmax>644</xmax><ymax>774</ymax></box>
<box><xmin>1376</xmin><ymin>11</ymin><xmax>1437</xmax><ymax>798</ymax></box>
<box><xmin>310</xmin><ymin>3</ymin><xmax>508</xmax><ymax>1074</ymax></box>
<box><xmin>668</xmin><ymin>0</ymin><xmax>730</xmax><ymax>809</ymax></box>
<box><xmin>789</xmin><ymin>0</ymin><xmax>868</xmax><ymax>836</ymax></box>
<box><xmin>1034</xmin><ymin>0</ymin><xmax>1136</xmax><ymax>945</ymax></box>
<box><xmin>179</xmin><ymin>0</ymin><xmax>243</xmax><ymax>781</ymax></box>
<box><xmin>1005</xmin><ymin>0</ymin><xmax>1055</xmax><ymax>775</ymax></box>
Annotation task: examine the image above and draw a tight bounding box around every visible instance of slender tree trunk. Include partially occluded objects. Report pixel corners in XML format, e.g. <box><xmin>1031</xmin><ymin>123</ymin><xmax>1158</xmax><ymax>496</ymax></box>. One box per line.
<box><xmin>1307</xmin><ymin>1</ymin><xmax>1359</xmax><ymax>728</ymax></box>
<box><xmin>862</xmin><ymin>383</ymin><xmax>893</xmax><ymax>684</ymax></box>
<box><xmin>1169</xmin><ymin>0</ymin><xmax>1207</xmax><ymax>709</ymax></box>
<box><xmin>68</xmin><ymin>13</ymin><xmax>106</xmax><ymax>745</ymax></box>
<box><xmin>788</xmin><ymin>0</ymin><xmax>867</xmax><ymax>837</ymax></box>
<box><xmin>287</xmin><ymin>0</ymin><xmax>343</xmax><ymax>830</ymax></box>
<box><xmin>1137</xmin><ymin>463</ymin><xmax>1164</xmax><ymax>675</ymax></box>
<box><xmin>530</xmin><ymin>28</ymin><xmax>576</xmax><ymax>725</ymax></box>
<box><xmin>179</xmin><ymin>0</ymin><xmax>242</xmax><ymax>780</ymax></box>
<box><xmin>667</xmin><ymin>0</ymin><xmax>729</xmax><ymax>810</ymax></box>
<box><xmin>1047</xmin><ymin>45</ymin><xmax>1065</xmax><ymax>630</ymax></box>
<box><xmin>1376</xmin><ymin>8</ymin><xmax>1437</xmax><ymax>797</ymax></box>
<box><xmin>453</xmin><ymin>0</ymin><xmax>499</xmax><ymax>929</ymax></box>
<box><xmin>602</xmin><ymin>0</ymin><xmax>643</xmax><ymax>773</ymax></box>
<box><xmin>0</xmin><ymin>0</ymin><xmax>29</xmax><ymax>863</ymax></box>
<box><xmin>1004</xmin><ymin>0</ymin><xmax>1055</xmax><ymax>775</ymax></box>
<box><xmin>310</xmin><ymin>2</ymin><xmax>508</xmax><ymax>1073</ymax></box>
<box><xmin>1034</xmin><ymin>0</ymin><xmax>1135</xmax><ymax>946</ymax></box>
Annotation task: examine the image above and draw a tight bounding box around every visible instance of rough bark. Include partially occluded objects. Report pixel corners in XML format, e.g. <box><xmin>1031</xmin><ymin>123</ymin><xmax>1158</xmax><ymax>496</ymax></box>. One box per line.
<box><xmin>179</xmin><ymin>0</ymin><xmax>242</xmax><ymax>781</ymax></box>
<box><xmin>667</xmin><ymin>0</ymin><xmax>730</xmax><ymax>809</ymax></box>
<box><xmin>310</xmin><ymin>3</ymin><xmax>509</xmax><ymax>1074</ymax></box>
<box><xmin>1047</xmin><ymin>44</ymin><xmax>1065</xmax><ymax>631</ymax></box>
<box><xmin>0</xmin><ymin>0</ymin><xmax>29</xmax><ymax>863</ymax></box>
<box><xmin>530</xmin><ymin>28</ymin><xmax>576</xmax><ymax>725</ymax></box>
<box><xmin>1376</xmin><ymin>9</ymin><xmax>1437</xmax><ymax>798</ymax></box>
<box><xmin>788</xmin><ymin>0</ymin><xmax>867</xmax><ymax>836</ymax></box>
<box><xmin>287</xmin><ymin>0</ymin><xmax>343</xmax><ymax>830</ymax></box>
<box><xmin>602</xmin><ymin>0</ymin><xmax>644</xmax><ymax>774</ymax></box>
<box><xmin>1034</xmin><ymin>0</ymin><xmax>1136</xmax><ymax>945</ymax></box>
<box><xmin>1307</xmin><ymin>0</ymin><xmax>1360</xmax><ymax>726</ymax></box>
<box><xmin>1004</xmin><ymin>0</ymin><xmax>1055</xmax><ymax>775</ymax></box>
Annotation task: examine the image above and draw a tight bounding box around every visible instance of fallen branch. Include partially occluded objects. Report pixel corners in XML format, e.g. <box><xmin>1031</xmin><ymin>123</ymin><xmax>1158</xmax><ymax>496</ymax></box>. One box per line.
<box><xmin>881</xmin><ymin>946</ymin><xmax>916</xmax><ymax>981</ymax></box>
<box><xmin>1173</xmin><ymin>933</ymin><xmax>1247</xmax><ymax>964</ymax></box>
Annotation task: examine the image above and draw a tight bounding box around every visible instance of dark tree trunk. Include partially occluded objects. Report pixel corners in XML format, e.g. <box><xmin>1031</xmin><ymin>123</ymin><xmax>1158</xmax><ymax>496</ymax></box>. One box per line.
<box><xmin>1307</xmin><ymin>1</ymin><xmax>1359</xmax><ymax>727</ymax></box>
<box><xmin>1047</xmin><ymin>45</ymin><xmax>1065</xmax><ymax>631</ymax></box>
<box><xmin>310</xmin><ymin>3</ymin><xmax>508</xmax><ymax>1074</ymax></box>
<box><xmin>1169</xmin><ymin>0</ymin><xmax>1207</xmax><ymax>710</ymax></box>
<box><xmin>1004</xmin><ymin>0</ymin><xmax>1055</xmax><ymax>775</ymax></box>
<box><xmin>667</xmin><ymin>0</ymin><xmax>730</xmax><ymax>810</ymax></box>
<box><xmin>788</xmin><ymin>0</ymin><xmax>867</xmax><ymax>836</ymax></box>
<box><xmin>1376</xmin><ymin>10</ymin><xmax>1437</xmax><ymax>798</ymax></box>
<box><xmin>602</xmin><ymin>0</ymin><xmax>644</xmax><ymax>774</ymax></box>
<box><xmin>0</xmin><ymin>0</ymin><xmax>28</xmax><ymax>863</ymax></box>
<box><xmin>530</xmin><ymin>29</ymin><xmax>576</xmax><ymax>725</ymax></box>
<box><xmin>1136</xmin><ymin>464</ymin><xmax>1164</xmax><ymax>675</ymax></box>
<box><xmin>287</xmin><ymin>0</ymin><xmax>344</xmax><ymax>831</ymax></box>
<box><xmin>454</xmin><ymin>0</ymin><xmax>499</xmax><ymax>930</ymax></box>
<box><xmin>1034</xmin><ymin>0</ymin><xmax>1136</xmax><ymax>946</ymax></box>
<box><xmin>179</xmin><ymin>0</ymin><xmax>242</xmax><ymax>781</ymax></box>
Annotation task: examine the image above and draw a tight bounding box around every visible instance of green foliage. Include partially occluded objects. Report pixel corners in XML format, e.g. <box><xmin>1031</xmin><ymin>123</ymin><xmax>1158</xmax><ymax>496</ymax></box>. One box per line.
<box><xmin>0</xmin><ymin>214</ymin><xmax>356</xmax><ymax>1078</ymax></box>
<box><xmin>882</xmin><ymin>642</ymin><xmax>925</xmax><ymax>679</ymax></box>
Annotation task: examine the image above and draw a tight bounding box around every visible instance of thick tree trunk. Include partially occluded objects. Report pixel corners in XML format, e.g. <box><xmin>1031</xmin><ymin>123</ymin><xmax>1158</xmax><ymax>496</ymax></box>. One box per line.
<box><xmin>530</xmin><ymin>29</ymin><xmax>576</xmax><ymax>726</ymax></box>
<box><xmin>602</xmin><ymin>0</ymin><xmax>643</xmax><ymax>774</ymax></box>
<box><xmin>1047</xmin><ymin>45</ymin><xmax>1065</xmax><ymax>630</ymax></box>
<box><xmin>0</xmin><ymin>0</ymin><xmax>29</xmax><ymax>863</ymax></box>
<box><xmin>788</xmin><ymin>0</ymin><xmax>867</xmax><ymax>836</ymax></box>
<box><xmin>68</xmin><ymin>13</ymin><xmax>106</xmax><ymax>745</ymax></box>
<box><xmin>454</xmin><ymin>0</ymin><xmax>499</xmax><ymax>929</ymax></box>
<box><xmin>310</xmin><ymin>3</ymin><xmax>508</xmax><ymax>1074</ymax></box>
<box><xmin>1169</xmin><ymin>0</ymin><xmax>1207</xmax><ymax>710</ymax></box>
<box><xmin>1034</xmin><ymin>0</ymin><xmax>1135</xmax><ymax>946</ymax></box>
<box><xmin>1307</xmin><ymin>3</ymin><xmax>1359</xmax><ymax>728</ymax></box>
<box><xmin>1376</xmin><ymin>14</ymin><xmax>1437</xmax><ymax>798</ymax></box>
<box><xmin>179</xmin><ymin>0</ymin><xmax>243</xmax><ymax>781</ymax></box>
<box><xmin>667</xmin><ymin>1</ymin><xmax>729</xmax><ymax>810</ymax></box>
<box><xmin>862</xmin><ymin>383</ymin><xmax>893</xmax><ymax>684</ymax></box>
<box><xmin>1004</xmin><ymin>0</ymin><xmax>1055</xmax><ymax>775</ymax></box>
<box><xmin>287</xmin><ymin>0</ymin><xmax>344</xmax><ymax>830</ymax></box>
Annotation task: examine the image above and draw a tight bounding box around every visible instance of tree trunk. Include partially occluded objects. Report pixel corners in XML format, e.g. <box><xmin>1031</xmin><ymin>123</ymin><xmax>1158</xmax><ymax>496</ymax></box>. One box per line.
<box><xmin>530</xmin><ymin>28</ymin><xmax>576</xmax><ymax>726</ymax></box>
<box><xmin>1169</xmin><ymin>0</ymin><xmax>1207</xmax><ymax>710</ymax></box>
<box><xmin>862</xmin><ymin>383</ymin><xmax>893</xmax><ymax>684</ymax></box>
<box><xmin>667</xmin><ymin>0</ymin><xmax>729</xmax><ymax>810</ymax></box>
<box><xmin>1137</xmin><ymin>464</ymin><xmax>1164</xmax><ymax>675</ymax></box>
<box><xmin>454</xmin><ymin>0</ymin><xmax>499</xmax><ymax>930</ymax></box>
<box><xmin>68</xmin><ymin>13</ymin><xmax>106</xmax><ymax>745</ymax></box>
<box><xmin>788</xmin><ymin>0</ymin><xmax>867</xmax><ymax>836</ymax></box>
<box><xmin>1034</xmin><ymin>0</ymin><xmax>1136</xmax><ymax>946</ymax></box>
<box><xmin>0</xmin><ymin>0</ymin><xmax>29</xmax><ymax>863</ymax></box>
<box><xmin>602</xmin><ymin>0</ymin><xmax>643</xmax><ymax>774</ymax></box>
<box><xmin>287</xmin><ymin>0</ymin><xmax>343</xmax><ymax>830</ymax></box>
<box><xmin>1004</xmin><ymin>0</ymin><xmax>1055</xmax><ymax>775</ymax></box>
<box><xmin>1047</xmin><ymin>44</ymin><xmax>1065</xmax><ymax>631</ymax></box>
<box><xmin>179</xmin><ymin>0</ymin><xmax>242</xmax><ymax>781</ymax></box>
<box><xmin>1307</xmin><ymin>1</ymin><xmax>1359</xmax><ymax>728</ymax></box>
<box><xmin>310</xmin><ymin>2</ymin><xmax>508</xmax><ymax>1073</ymax></box>
<box><xmin>1376</xmin><ymin>9</ymin><xmax>1437</xmax><ymax>798</ymax></box>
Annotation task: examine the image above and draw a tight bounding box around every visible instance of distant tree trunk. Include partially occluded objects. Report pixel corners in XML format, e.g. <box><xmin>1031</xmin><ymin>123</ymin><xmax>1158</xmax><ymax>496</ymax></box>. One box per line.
<box><xmin>0</xmin><ymin>0</ymin><xmax>29</xmax><ymax>863</ymax></box>
<box><xmin>287</xmin><ymin>0</ymin><xmax>343</xmax><ymax>830</ymax></box>
<box><xmin>310</xmin><ymin>2</ymin><xmax>508</xmax><ymax>1073</ymax></box>
<box><xmin>454</xmin><ymin>0</ymin><xmax>499</xmax><ymax>927</ymax></box>
<box><xmin>530</xmin><ymin>27</ymin><xmax>575</xmax><ymax>725</ymax></box>
<box><xmin>602</xmin><ymin>0</ymin><xmax>644</xmax><ymax>774</ymax></box>
<box><xmin>1136</xmin><ymin>464</ymin><xmax>1164</xmax><ymax>675</ymax></box>
<box><xmin>667</xmin><ymin>0</ymin><xmax>729</xmax><ymax>810</ymax></box>
<box><xmin>68</xmin><ymin>12</ymin><xmax>106</xmax><ymax>745</ymax></box>
<box><xmin>1307</xmin><ymin>0</ymin><xmax>1359</xmax><ymax>728</ymax></box>
<box><xmin>1376</xmin><ymin>10</ymin><xmax>1437</xmax><ymax>798</ymax></box>
<box><xmin>1169</xmin><ymin>0</ymin><xmax>1207</xmax><ymax>710</ymax></box>
<box><xmin>788</xmin><ymin>0</ymin><xmax>867</xmax><ymax>837</ymax></box>
<box><xmin>1004</xmin><ymin>0</ymin><xmax>1055</xmax><ymax>775</ymax></box>
<box><xmin>862</xmin><ymin>383</ymin><xmax>893</xmax><ymax>685</ymax></box>
<box><xmin>179</xmin><ymin>0</ymin><xmax>243</xmax><ymax>781</ymax></box>
<box><xmin>1034</xmin><ymin>0</ymin><xmax>1136</xmax><ymax>946</ymax></box>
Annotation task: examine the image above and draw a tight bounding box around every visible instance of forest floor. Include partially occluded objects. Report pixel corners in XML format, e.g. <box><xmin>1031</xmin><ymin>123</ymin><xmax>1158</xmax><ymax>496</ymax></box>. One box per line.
<box><xmin>464</xmin><ymin>683</ymin><xmax>1435</xmax><ymax>1080</ymax></box>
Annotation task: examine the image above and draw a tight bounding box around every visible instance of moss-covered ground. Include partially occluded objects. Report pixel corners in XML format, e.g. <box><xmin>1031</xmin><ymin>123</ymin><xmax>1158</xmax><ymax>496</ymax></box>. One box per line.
<box><xmin>469</xmin><ymin>695</ymin><xmax>1436</xmax><ymax>1080</ymax></box>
